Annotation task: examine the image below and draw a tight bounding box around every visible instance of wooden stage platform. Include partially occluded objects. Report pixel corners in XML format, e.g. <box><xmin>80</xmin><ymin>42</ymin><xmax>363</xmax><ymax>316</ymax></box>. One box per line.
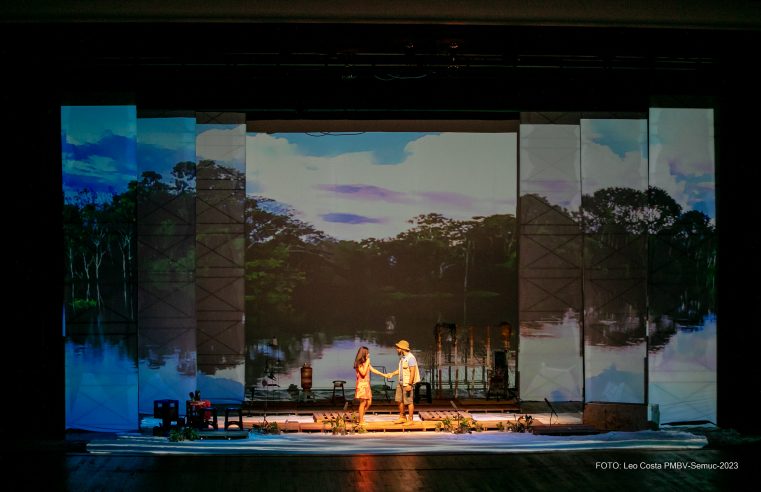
<box><xmin>242</xmin><ymin>395</ymin><xmax>522</xmax><ymax>413</ymax></box>
<box><xmin>173</xmin><ymin>399</ymin><xmax>597</xmax><ymax>437</ymax></box>
<box><xmin>194</xmin><ymin>413</ymin><xmax>536</xmax><ymax>436</ymax></box>
<box><xmin>192</xmin><ymin>415</ymin><xmax>600</xmax><ymax>437</ymax></box>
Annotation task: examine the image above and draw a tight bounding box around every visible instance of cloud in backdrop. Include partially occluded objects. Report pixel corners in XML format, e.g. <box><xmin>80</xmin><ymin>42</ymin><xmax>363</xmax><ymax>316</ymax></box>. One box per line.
<box><xmin>246</xmin><ymin>132</ymin><xmax>518</xmax><ymax>241</ymax></box>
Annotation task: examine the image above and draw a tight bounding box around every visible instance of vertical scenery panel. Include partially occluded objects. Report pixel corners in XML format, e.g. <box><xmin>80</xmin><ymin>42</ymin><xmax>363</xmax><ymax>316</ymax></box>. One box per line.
<box><xmin>62</xmin><ymin>105</ymin><xmax>139</xmax><ymax>431</ymax></box>
<box><xmin>195</xmin><ymin>113</ymin><xmax>247</xmax><ymax>401</ymax></box>
<box><xmin>648</xmin><ymin>108</ymin><xmax>717</xmax><ymax>424</ymax></box>
<box><xmin>518</xmin><ymin>121</ymin><xmax>584</xmax><ymax>402</ymax></box>
<box><xmin>136</xmin><ymin>115</ymin><xmax>197</xmax><ymax>414</ymax></box>
<box><xmin>581</xmin><ymin>119</ymin><xmax>648</xmax><ymax>404</ymax></box>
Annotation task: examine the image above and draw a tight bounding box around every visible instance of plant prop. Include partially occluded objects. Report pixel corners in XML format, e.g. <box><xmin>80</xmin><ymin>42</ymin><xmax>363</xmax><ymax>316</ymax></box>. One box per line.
<box><xmin>455</xmin><ymin>417</ymin><xmax>483</xmax><ymax>433</ymax></box>
<box><xmin>439</xmin><ymin>416</ymin><xmax>482</xmax><ymax>434</ymax></box>
<box><xmin>507</xmin><ymin>414</ymin><xmax>533</xmax><ymax>433</ymax></box>
<box><xmin>168</xmin><ymin>427</ymin><xmax>200</xmax><ymax>442</ymax></box>
<box><xmin>250</xmin><ymin>420</ymin><xmax>281</xmax><ymax>434</ymax></box>
<box><xmin>323</xmin><ymin>412</ymin><xmax>358</xmax><ymax>435</ymax></box>
<box><xmin>328</xmin><ymin>415</ymin><xmax>349</xmax><ymax>435</ymax></box>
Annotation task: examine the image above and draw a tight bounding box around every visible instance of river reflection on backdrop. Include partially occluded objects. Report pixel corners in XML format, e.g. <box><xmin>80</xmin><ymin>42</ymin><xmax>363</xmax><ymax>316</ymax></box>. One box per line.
<box><xmin>62</xmin><ymin>108</ymin><xmax>717</xmax><ymax>432</ymax></box>
<box><xmin>65</xmin><ymin>311</ymin><xmax>714</xmax><ymax>431</ymax></box>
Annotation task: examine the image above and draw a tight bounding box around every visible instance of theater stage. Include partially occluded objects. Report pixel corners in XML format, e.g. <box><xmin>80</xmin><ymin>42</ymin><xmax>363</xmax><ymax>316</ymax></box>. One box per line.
<box><xmin>89</xmin><ymin>427</ymin><xmax>708</xmax><ymax>456</ymax></box>
<box><xmin>89</xmin><ymin>399</ymin><xmax>708</xmax><ymax>456</ymax></box>
<box><xmin>145</xmin><ymin>398</ymin><xmax>584</xmax><ymax>435</ymax></box>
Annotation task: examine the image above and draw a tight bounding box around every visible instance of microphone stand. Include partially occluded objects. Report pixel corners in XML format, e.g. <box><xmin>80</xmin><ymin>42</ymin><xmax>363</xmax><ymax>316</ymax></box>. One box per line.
<box><xmin>261</xmin><ymin>378</ymin><xmax>269</xmax><ymax>429</ymax></box>
<box><xmin>544</xmin><ymin>398</ymin><xmax>558</xmax><ymax>426</ymax></box>
<box><xmin>262</xmin><ymin>358</ymin><xmax>278</xmax><ymax>429</ymax></box>
<box><xmin>450</xmin><ymin>400</ymin><xmax>462</xmax><ymax>419</ymax></box>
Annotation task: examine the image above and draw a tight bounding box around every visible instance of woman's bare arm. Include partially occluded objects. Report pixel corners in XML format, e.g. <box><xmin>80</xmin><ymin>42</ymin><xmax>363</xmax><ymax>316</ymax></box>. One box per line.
<box><xmin>369</xmin><ymin>365</ymin><xmax>388</xmax><ymax>378</ymax></box>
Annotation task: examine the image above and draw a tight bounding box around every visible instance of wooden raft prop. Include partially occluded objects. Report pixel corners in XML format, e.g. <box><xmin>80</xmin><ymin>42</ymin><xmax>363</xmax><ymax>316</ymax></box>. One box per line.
<box><xmin>419</xmin><ymin>410</ymin><xmax>472</xmax><ymax>421</ymax></box>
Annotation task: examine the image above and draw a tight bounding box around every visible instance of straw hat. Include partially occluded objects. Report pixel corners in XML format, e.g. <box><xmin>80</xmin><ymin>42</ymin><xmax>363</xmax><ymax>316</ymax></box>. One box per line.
<box><xmin>395</xmin><ymin>339</ymin><xmax>411</xmax><ymax>351</ymax></box>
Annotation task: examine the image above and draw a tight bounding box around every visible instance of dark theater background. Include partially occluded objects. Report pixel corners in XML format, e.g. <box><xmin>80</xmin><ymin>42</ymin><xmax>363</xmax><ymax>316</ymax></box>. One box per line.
<box><xmin>1</xmin><ymin>1</ymin><xmax>760</xmax><ymax>489</ymax></box>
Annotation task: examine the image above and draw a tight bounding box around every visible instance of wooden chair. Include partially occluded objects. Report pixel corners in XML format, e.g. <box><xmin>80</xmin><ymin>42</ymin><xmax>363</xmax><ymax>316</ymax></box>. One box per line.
<box><xmin>374</xmin><ymin>365</ymin><xmax>393</xmax><ymax>401</ymax></box>
<box><xmin>486</xmin><ymin>367</ymin><xmax>508</xmax><ymax>400</ymax></box>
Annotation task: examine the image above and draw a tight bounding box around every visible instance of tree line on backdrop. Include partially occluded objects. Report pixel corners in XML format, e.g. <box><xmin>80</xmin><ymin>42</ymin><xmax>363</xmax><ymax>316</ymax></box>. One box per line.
<box><xmin>63</xmin><ymin>160</ymin><xmax>715</xmax><ymax>354</ymax></box>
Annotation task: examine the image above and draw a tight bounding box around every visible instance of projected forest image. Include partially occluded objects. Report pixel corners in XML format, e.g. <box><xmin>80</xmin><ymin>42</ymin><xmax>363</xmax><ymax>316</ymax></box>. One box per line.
<box><xmin>243</xmin><ymin>132</ymin><xmax>519</xmax><ymax>393</ymax></box>
<box><xmin>62</xmin><ymin>108</ymin><xmax>716</xmax><ymax>432</ymax></box>
<box><xmin>62</xmin><ymin>106</ymin><xmax>139</xmax><ymax>431</ymax></box>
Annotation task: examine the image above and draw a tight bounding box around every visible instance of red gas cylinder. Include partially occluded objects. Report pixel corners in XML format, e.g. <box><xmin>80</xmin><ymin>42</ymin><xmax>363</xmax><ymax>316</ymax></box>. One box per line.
<box><xmin>300</xmin><ymin>363</ymin><xmax>313</xmax><ymax>390</ymax></box>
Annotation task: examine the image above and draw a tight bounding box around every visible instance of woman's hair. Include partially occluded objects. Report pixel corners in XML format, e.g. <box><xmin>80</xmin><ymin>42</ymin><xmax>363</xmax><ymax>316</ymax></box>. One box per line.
<box><xmin>354</xmin><ymin>346</ymin><xmax>369</xmax><ymax>369</ymax></box>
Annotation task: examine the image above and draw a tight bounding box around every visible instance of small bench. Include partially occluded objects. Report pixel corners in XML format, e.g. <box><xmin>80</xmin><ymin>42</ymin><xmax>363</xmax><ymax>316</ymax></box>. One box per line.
<box><xmin>224</xmin><ymin>406</ymin><xmax>244</xmax><ymax>430</ymax></box>
<box><xmin>332</xmin><ymin>380</ymin><xmax>346</xmax><ymax>404</ymax></box>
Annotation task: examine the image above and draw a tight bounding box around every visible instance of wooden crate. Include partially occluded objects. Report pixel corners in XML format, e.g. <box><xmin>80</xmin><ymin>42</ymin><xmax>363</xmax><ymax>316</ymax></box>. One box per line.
<box><xmin>312</xmin><ymin>411</ymin><xmax>356</xmax><ymax>423</ymax></box>
<box><xmin>583</xmin><ymin>402</ymin><xmax>648</xmax><ymax>431</ymax></box>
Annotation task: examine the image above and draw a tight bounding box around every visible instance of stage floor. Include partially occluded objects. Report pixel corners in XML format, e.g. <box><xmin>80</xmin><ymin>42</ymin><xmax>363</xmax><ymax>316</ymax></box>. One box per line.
<box><xmin>13</xmin><ymin>421</ymin><xmax>757</xmax><ymax>491</ymax></box>
<box><xmin>89</xmin><ymin>427</ymin><xmax>708</xmax><ymax>455</ymax></box>
<box><xmin>119</xmin><ymin>404</ymin><xmax>713</xmax><ymax>457</ymax></box>
<box><xmin>7</xmin><ymin>445</ymin><xmax>756</xmax><ymax>492</ymax></box>
<box><xmin>142</xmin><ymin>400</ymin><xmax>580</xmax><ymax>435</ymax></box>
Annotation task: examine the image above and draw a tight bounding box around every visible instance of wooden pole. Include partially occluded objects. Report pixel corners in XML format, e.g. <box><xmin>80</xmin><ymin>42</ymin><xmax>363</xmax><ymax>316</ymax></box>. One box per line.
<box><xmin>454</xmin><ymin>367</ymin><xmax>459</xmax><ymax>399</ymax></box>
<box><xmin>485</xmin><ymin>325</ymin><xmax>491</xmax><ymax>370</ymax></box>
<box><xmin>468</xmin><ymin>325</ymin><xmax>474</xmax><ymax>365</ymax></box>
